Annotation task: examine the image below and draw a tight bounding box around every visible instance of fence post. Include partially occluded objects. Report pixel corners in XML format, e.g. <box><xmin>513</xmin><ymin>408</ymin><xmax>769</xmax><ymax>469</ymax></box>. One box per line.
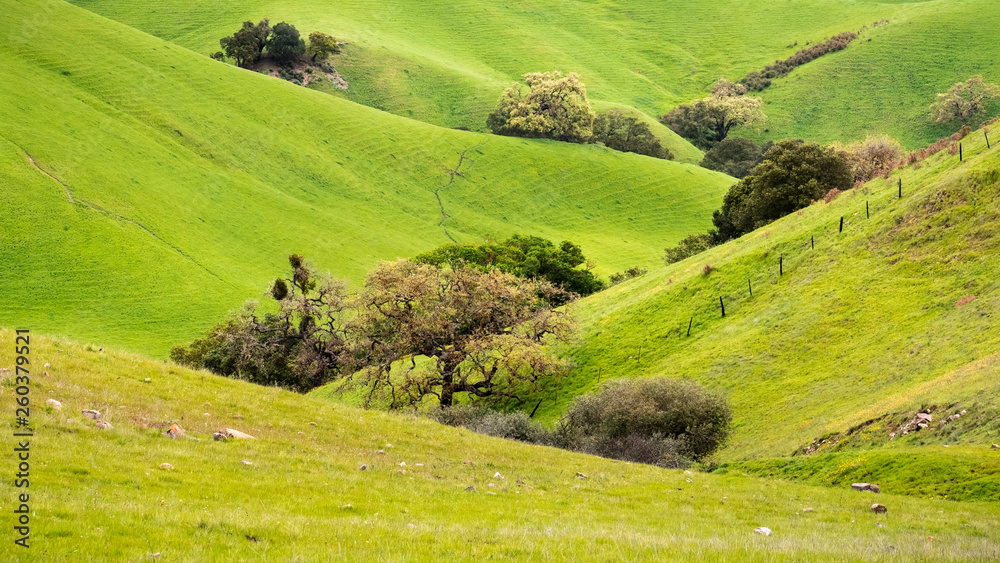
<box><xmin>898</xmin><ymin>178</ymin><xmax>902</xmax><ymax>198</ymax></box>
<box><xmin>866</xmin><ymin>200</ymin><xmax>869</xmax><ymax>219</ymax></box>
<box><xmin>960</xmin><ymin>142</ymin><xmax>963</xmax><ymax>162</ymax></box>
<box><xmin>811</xmin><ymin>235</ymin><xmax>814</xmax><ymax>250</ymax></box>
<box><xmin>780</xmin><ymin>256</ymin><xmax>783</xmax><ymax>276</ymax></box>
<box><xmin>748</xmin><ymin>278</ymin><xmax>752</xmax><ymax>297</ymax></box>
<box><xmin>687</xmin><ymin>316</ymin><xmax>693</xmax><ymax>337</ymax></box>
<box><xmin>840</xmin><ymin>216</ymin><xmax>844</xmax><ymax>233</ymax></box>
<box><xmin>987</xmin><ymin>130</ymin><xmax>992</xmax><ymax>149</ymax></box>
<box><xmin>719</xmin><ymin>296</ymin><xmax>725</xmax><ymax>317</ymax></box>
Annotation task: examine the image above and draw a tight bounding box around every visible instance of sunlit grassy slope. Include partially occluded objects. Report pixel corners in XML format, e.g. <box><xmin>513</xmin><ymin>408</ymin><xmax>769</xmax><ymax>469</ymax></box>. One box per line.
<box><xmin>752</xmin><ymin>0</ymin><xmax>1000</xmax><ymax>148</ymax></box>
<box><xmin>539</xmin><ymin>125</ymin><xmax>1000</xmax><ymax>474</ymax></box>
<box><xmin>74</xmin><ymin>0</ymin><xmax>1000</xmax><ymax>148</ymax></box>
<box><xmin>3</xmin><ymin>330</ymin><xmax>1000</xmax><ymax>561</ymax></box>
<box><xmin>0</xmin><ymin>0</ymin><xmax>733</xmax><ymax>356</ymax></box>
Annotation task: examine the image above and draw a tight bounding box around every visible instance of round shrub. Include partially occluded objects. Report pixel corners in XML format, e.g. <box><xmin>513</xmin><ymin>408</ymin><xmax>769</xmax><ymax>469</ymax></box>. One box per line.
<box><xmin>561</xmin><ymin>377</ymin><xmax>732</xmax><ymax>465</ymax></box>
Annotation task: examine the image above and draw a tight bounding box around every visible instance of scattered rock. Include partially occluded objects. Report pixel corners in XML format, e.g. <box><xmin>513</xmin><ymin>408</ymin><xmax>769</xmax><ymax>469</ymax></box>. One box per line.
<box><xmin>494</xmin><ymin>472</ymin><xmax>504</xmax><ymax>479</ymax></box>
<box><xmin>309</xmin><ymin>422</ymin><xmax>317</xmax><ymax>426</ymax></box>
<box><xmin>399</xmin><ymin>462</ymin><xmax>406</xmax><ymax>467</ymax></box>
<box><xmin>359</xmin><ymin>464</ymin><xmax>368</xmax><ymax>471</ymax></box>
<box><xmin>377</xmin><ymin>449</ymin><xmax>386</xmax><ymax>455</ymax></box>
<box><xmin>385</xmin><ymin>443</ymin><xmax>393</xmax><ymax>448</ymax></box>
<box><xmin>871</xmin><ymin>504</ymin><xmax>888</xmax><ymax>514</ymax></box>
<box><xmin>803</xmin><ymin>507</ymin><xmax>814</xmax><ymax>512</ymax></box>
<box><xmin>463</xmin><ymin>460</ymin><xmax>473</xmax><ymax>465</ymax></box>
<box><xmin>414</xmin><ymin>463</ymin><xmax>424</xmax><ymax>467</ymax></box>
<box><xmin>683</xmin><ymin>470</ymin><xmax>693</xmax><ymax>475</ymax></box>
<box><xmin>486</xmin><ymin>491</ymin><xmax>497</xmax><ymax>495</ymax></box>
<box><xmin>46</xmin><ymin>399</ymin><xmax>62</xmax><ymax>410</ymax></box>
<box><xmin>143</xmin><ymin>378</ymin><xmax>151</xmax><ymax>383</ymax></box>
<box><xmin>241</xmin><ymin>460</ymin><xmax>253</xmax><ymax>466</ymax></box>
<box><xmin>217</xmin><ymin>428</ymin><xmax>255</xmax><ymax>440</ymax></box>
<box><xmin>407</xmin><ymin>523</ymin><xmax>416</xmax><ymax>529</ymax></box>
<box><xmin>204</xmin><ymin>413</ymin><xmax>211</xmax><ymax>417</ymax></box>
<box><xmin>754</xmin><ymin>527</ymin><xmax>772</xmax><ymax>536</ymax></box>
<box><xmin>82</xmin><ymin>409</ymin><xmax>101</xmax><ymax>420</ymax></box>
<box><xmin>852</xmin><ymin>483</ymin><xmax>880</xmax><ymax>493</ymax></box>
<box><xmin>397</xmin><ymin>469</ymin><xmax>406</xmax><ymax>475</ymax></box>
<box><xmin>340</xmin><ymin>504</ymin><xmax>353</xmax><ymax>509</ymax></box>
<box><xmin>159</xmin><ymin>463</ymin><xmax>173</xmax><ymax>470</ymax></box>
<box><xmin>576</xmin><ymin>472</ymin><xmax>588</xmax><ymax>480</ymax></box>
<box><xmin>516</xmin><ymin>478</ymin><xmax>525</xmax><ymax>485</ymax></box>
<box><xmin>992</xmin><ymin>444</ymin><xmax>999</xmax><ymax>450</ymax></box>
<box><xmin>488</xmin><ymin>483</ymin><xmax>496</xmax><ymax>488</ymax></box>
<box><xmin>66</xmin><ymin>418</ymin><xmax>74</xmax><ymax>424</ymax></box>
<box><xmin>44</xmin><ymin>362</ymin><xmax>51</xmax><ymax>368</ymax></box>
<box><xmin>465</xmin><ymin>486</ymin><xmax>475</xmax><ymax>492</ymax></box>
<box><xmin>95</xmin><ymin>421</ymin><xmax>113</xmax><ymax>430</ymax></box>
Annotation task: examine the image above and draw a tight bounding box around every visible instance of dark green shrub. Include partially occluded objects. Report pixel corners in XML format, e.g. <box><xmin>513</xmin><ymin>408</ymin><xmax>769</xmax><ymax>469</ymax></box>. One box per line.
<box><xmin>592</xmin><ymin>109</ymin><xmax>673</xmax><ymax>160</ymax></box>
<box><xmin>663</xmin><ymin>233</ymin><xmax>714</xmax><ymax>264</ymax></box>
<box><xmin>700</xmin><ymin>137</ymin><xmax>772</xmax><ymax>179</ymax></box>
<box><xmin>430</xmin><ymin>405</ymin><xmax>552</xmax><ymax>445</ymax></box>
<box><xmin>560</xmin><ymin>377</ymin><xmax>732</xmax><ymax>465</ymax></box>
<box><xmin>608</xmin><ymin>266</ymin><xmax>648</xmax><ymax>285</ymax></box>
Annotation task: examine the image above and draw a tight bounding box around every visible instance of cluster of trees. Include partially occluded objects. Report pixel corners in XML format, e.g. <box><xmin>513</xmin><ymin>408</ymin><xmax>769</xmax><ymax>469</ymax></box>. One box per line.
<box><xmin>665</xmin><ymin>140</ymin><xmax>852</xmax><ymax>262</ymax></box>
<box><xmin>172</xmin><ymin>255</ymin><xmax>572</xmax><ymax>408</ymax></box>
<box><xmin>432</xmin><ymin>377</ymin><xmax>732</xmax><ymax>468</ymax></box>
<box><xmin>213</xmin><ymin>19</ymin><xmax>339</xmax><ymax>68</ymax></box>
<box><xmin>414</xmin><ymin>235</ymin><xmax>604</xmax><ymax>304</ymax></box>
<box><xmin>738</xmin><ymin>32</ymin><xmax>858</xmax><ymax>91</ymax></box>
<box><xmin>486</xmin><ymin>72</ymin><xmax>672</xmax><ymax>159</ymax></box>
<box><xmin>660</xmin><ymin>79</ymin><xmax>766</xmax><ymax>149</ymax></box>
<box><xmin>931</xmin><ymin>75</ymin><xmax>1000</xmax><ymax>123</ymax></box>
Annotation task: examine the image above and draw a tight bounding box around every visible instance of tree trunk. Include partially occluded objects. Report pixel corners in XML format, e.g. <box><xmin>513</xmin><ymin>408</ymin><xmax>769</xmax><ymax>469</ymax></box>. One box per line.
<box><xmin>440</xmin><ymin>370</ymin><xmax>455</xmax><ymax>407</ymax></box>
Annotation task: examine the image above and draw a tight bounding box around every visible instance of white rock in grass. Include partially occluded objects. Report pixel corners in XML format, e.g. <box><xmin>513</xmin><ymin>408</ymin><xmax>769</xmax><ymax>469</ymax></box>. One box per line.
<box><xmin>754</xmin><ymin>527</ymin><xmax>772</xmax><ymax>536</ymax></box>
<box><xmin>95</xmin><ymin>421</ymin><xmax>113</xmax><ymax>430</ymax></box>
<box><xmin>494</xmin><ymin>472</ymin><xmax>503</xmax><ymax>479</ymax></box>
<box><xmin>159</xmin><ymin>463</ymin><xmax>173</xmax><ymax>470</ymax></box>
<box><xmin>82</xmin><ymin>409</ymin><xmax>101</xmax><ymax>420</ymax></box>
<box><xmin>241</xmin><ymin>460</ymin><xmax>253</xmax><ymax>466</ymax></box>
<box><xmin>46</xmin><ymin>399</ymin><xmax>62</xmax><ymax>410</ymax></box>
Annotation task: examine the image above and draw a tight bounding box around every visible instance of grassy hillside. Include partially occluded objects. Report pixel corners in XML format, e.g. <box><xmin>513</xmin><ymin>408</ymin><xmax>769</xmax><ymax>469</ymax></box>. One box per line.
<box><xmin>536</xmin><ymin>123</ymin><xmax>1000</xmax><ymax>473</ymax></box>
<box><xmin>3</xmin><ymin>329</ymin><xmax>1000</xmax><ymax>561</ymax></box>
<box><xmin>0</xmin><ymin>0</ymin><xmax>733</xmax><ymax>356</ymax></box>
<box><xmin>74</xmin><ymin>0</ymin><xmax>1000</xmax><ymax>148</ymax></box>
<box><xmin>753</xmin><ymin>0</ymin><xmax>1000</xmax><ymax>148</ymax></box>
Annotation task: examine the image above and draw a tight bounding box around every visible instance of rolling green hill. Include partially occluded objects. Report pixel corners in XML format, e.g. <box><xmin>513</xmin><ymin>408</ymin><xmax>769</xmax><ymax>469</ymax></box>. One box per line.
<box><xmin>0</xmin><ymin>0</ymin><xmax>732</xmax><ymax>355</ymax></box>
<box><xmin>527</xmin><ymin>124</ymin><xmax>1000</xmax><ymax>490</ymax></box>
<box><xmin>73</xmin><ymin>0</ymin><xmax>1000</xmax><ymax>147</ymax></box>
<box><xmin>3</xmin><ymin>330</ymin><xmax>1000</xmax><ymax>561</ymax></box>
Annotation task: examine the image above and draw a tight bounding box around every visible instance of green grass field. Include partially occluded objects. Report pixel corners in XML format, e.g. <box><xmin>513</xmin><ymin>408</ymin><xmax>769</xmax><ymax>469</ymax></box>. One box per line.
<box><xmin>503</xmin><ymin>124</ymin><xmax>1000</xmax><ymax>494</ymax></box>
<box><xmin>0</xmin><ymin>0</ymin><xmax>733</xmax><ymax>356</ymax></box>
<box><xmin>73</xmin><ymin>0</ymin><xmax>1000</xmax><ymax>148</ymax></box>
<box><xmin>3</xmin><ymin>330</ymin><xmax>1000</xmax><ymax>561</ymax></box>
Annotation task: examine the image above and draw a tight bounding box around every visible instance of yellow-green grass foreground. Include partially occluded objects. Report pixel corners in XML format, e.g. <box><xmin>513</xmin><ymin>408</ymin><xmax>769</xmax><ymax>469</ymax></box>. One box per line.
<box><xmin>2</xmin><ymin>330</ymin><xmax>1000</xmax><ymax>561</ymax></box>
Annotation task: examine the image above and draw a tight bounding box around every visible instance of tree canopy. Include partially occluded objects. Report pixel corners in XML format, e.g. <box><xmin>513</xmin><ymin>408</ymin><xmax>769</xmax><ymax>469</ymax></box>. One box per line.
<box><xmin>267</xmin><ymin>22</ymin><xmax>306</xmax><ymax>65</ymax></box>
<box><xmin>351</xmin><ymin>260</ymin><xmax>572</xmax><ymax>409</ymax></box>
<box><xmin>592</xmin><ymin>109</ymin><xmax>673</xmax><ymax>160</ymax></box>
<box><xmin>712</xmin><ymin>140</ymin><xmax>852</xmax><ymax>241</ymax></box>
<box><xmin>930</xmin><ymin>75</ymin><xmax>1000</xmax><ymax>123</ymax></box>
<box><xmin>219</xmin><ymin>19</ymin><xmax>271</xmax><ymax>68</ymax></box>
<box><xmin>308</xmin><ymin>31</ymin><xmax>340</xmax><ymax>61</ymax></box>
<box><xmin>660</xmin><ymin>79</ymin><xmax>766</xmax><ymax>149</ymax></box>
<box><xmin>699</xmin><ymin>137</ymin><xmax>772</xmax><ymax>178</ymax></box>
<box><xmin>414</xmin><ymin>235</ymin><xmax>604</xmax><ymax>303</ymax></box>
<box><xmin>487</xmin><ymin>71</ymin><xmax>595</xmax><ymax>143</ymax></box>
